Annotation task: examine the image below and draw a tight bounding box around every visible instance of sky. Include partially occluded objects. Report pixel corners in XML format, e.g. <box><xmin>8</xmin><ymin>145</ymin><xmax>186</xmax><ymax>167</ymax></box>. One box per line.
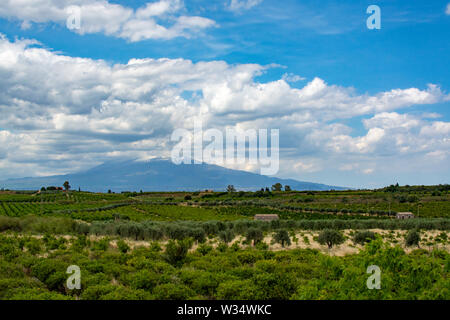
<box><xmin>0</xmin><ymin>0</ymin><xmax>449</xmax><ymax>189</ymax></box>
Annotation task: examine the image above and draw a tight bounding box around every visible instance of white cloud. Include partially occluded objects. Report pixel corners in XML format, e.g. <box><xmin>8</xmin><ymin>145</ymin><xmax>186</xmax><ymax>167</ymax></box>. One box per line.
<box><xmin>0</xmin><ymin>35</ymin><xmax>448</xmax><ymax>183</ymax></box>
<box><xmin>228</xmin><ymin>0</ymin><xmax>263</xmax><ymax>12</ymax></box>
<box><xmin>362</xmin><ymin>168</ymin><xmax>374</xmax><ymax>174</ymax></box>
<box><xmin>446</xmin><ymin>3</ymin><xmax>450</xmax><ymax>15</ymax></box>
<box><xmin>282</xmin><ymin>73</ymin><xmax>306</xmax><ymax>82</ymax></box>
<box><xmin>0</xmin><ymin>0</ymin><xmax>215</xmax><ymax>41</ymax></box>
<box><xmin>136</xmin><ymin>0</ymin><xmax>183</xmax><ymax>18</ymax></box>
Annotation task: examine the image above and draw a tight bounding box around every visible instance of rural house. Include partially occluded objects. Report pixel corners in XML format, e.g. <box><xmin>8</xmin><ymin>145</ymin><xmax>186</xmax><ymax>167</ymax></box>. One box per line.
<box><xmin>254</xmin><ymin>214</ymin><xmax>279</xmax><ymax>221</ymax></box>
<box><xmin>396</xmin><ymin>212</ymin><xmax>415</xmax><ymax>219</ymax></box>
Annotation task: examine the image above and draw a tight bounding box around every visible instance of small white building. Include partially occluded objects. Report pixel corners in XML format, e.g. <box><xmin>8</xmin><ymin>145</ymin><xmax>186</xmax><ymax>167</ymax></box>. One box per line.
<box><xmin>396</xmin><ymin>212</ymin><xmax>414</xmax><ymax>219</ymax></box>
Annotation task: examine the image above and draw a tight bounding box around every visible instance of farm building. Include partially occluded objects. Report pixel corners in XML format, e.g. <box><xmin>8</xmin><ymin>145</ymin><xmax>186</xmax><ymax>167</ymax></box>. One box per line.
<box><xmin>254</xmin><ymin>214</ymin><xmax>279</xmax><ymax>221</ymax></box>
<box><xmin>396</xmin><ymin>212</ymin><xmax>415</xmax><ymax>219</ymax></box>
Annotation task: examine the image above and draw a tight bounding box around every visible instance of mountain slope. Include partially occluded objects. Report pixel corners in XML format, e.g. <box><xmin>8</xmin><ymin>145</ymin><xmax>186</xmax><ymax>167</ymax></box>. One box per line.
<box><xmin>0</xmin><ymin>159</ymin><xmax>347</xmax><ymax>192</ymax></box>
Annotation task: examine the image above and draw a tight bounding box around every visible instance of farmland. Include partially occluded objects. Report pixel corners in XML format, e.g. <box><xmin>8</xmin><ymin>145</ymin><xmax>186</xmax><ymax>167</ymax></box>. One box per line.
<box><xmin>0</xmin><ymin>184</ymin><xmax>449</xmax><ymax>300</ymax></box>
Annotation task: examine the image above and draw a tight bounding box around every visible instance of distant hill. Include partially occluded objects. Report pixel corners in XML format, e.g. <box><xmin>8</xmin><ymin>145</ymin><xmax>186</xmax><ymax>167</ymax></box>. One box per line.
<box><xmin>0</xmin><ymin>159</ymin><xmax>347</xmax><ymax>192</ymax></box>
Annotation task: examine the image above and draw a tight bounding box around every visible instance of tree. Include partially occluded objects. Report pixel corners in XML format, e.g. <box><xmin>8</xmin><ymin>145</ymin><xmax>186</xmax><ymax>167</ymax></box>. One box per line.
<box><xmin>246</xmin><ymin>227</ymin><xmax>264</xmax><ymax>246</ymax></box>
<box><xmin>227</xmin><ymin>185</ymin><xmax>236</xmax><ymax>193</ymax></box>
<box><xmin>218</xmin><ymin>230</ymin><xmax>235</xmax><ymax>244</ymax></box>
<box><xmin>271</xmin><ymin>183</ymin><xmax>282</xmax><ymax>191</ymax></box>
<box><xmin>274</xmin><ymin>229</ymin><xmax>291</xmax><ymax>247</ymax></box>
<box><xmin>317</xmin><ymin>229</ymin><xmax>345</xmax><ymax>249</ymax></box>
<box><xmin>284</xmin><ymin>185</ymin><xmax>291</xmax><ymax>192</ymax></box>
<box><xmin>405</xmin><ymin>229</ymin><xmax>420</xmax><ymax>247</ymax></box>
<box><xmin>63</xmin><ymin>181</ymin><xmax>71</xmax><ymax>191</ymax></box>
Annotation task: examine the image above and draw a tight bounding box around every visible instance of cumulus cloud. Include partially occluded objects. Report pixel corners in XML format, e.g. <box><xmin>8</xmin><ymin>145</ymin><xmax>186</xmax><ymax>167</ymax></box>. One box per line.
<box><xmin>0</xmin><ymin>0</ymin><xmax>216</xmax><ymax>41</ymax></box>
<box><xmin>0</xmin><ymin>35</ymin><xmax>449</xmax><ymax>182</ymax></box>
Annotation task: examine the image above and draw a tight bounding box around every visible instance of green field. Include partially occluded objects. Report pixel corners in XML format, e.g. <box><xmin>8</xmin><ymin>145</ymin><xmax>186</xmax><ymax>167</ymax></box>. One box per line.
<box><xmin>0</xmin><ymin>185</ymin><xmax>449</xmax><ymax>300</ymax></box>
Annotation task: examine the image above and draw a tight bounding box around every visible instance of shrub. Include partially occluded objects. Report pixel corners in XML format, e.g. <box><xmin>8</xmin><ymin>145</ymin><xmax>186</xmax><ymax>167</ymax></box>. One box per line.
<box><xmin>152</xmin><ymin>283</ymin><xmax>194</xmax><ymax>300</ymax></box>
<box><xmin>196</xmin><ymin>244</ymin><xmax>213</xmax><ymax>256</ymax></box>
<box><xmin>25</xmin><ymin>238</ymin><xmax>42</xmax><ymax>255</ymax></box>
<box><xmin>117</xmin><ymin>240</ymin><xmax>130</xmax><ymax>254</ymax></box>
<box><xmin>405</xmin><ymin>229</ymin><xmax>420</xmax><ymax>247</ymax></box>
<box><xmin>353</xmin><ymin>231</ymin><xmax>376</xmax><ymax>245</ymax></box>
<box><xmin>164</xmin><ymin>238</ymin><xmax>193</xmax><ymax>267</ymax></box>
<box><xmin>92</xmin><ymin>238</ymin><xmax>109</xmax><ymax>251</ymax></box>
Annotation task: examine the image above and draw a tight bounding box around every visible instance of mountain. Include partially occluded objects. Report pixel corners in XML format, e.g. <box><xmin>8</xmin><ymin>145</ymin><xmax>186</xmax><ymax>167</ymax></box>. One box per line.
<box><xmin>0</xmin><ymin>159</ymin><xmax>347</xmax><ymax>192</ymax></box>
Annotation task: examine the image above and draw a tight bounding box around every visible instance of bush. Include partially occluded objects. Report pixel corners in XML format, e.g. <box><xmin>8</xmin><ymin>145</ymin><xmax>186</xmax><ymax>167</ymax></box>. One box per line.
<box><xmin>317</xmin><ymin>229</ymin><xmax>345</xmax><ymax>249</ymax></box>
<box><xmin>405</xmin><ymin>229</ymin><xmax>421</xmax><ymax>247</ymax></box>
<box><xmin>196</xmin><ymin>244</ymin><xmax>213</xmax><ymax>256</ymax></box>
<box><xmin>152</xmin><ymin>283</ymin><xmax>194</xmax><ymax>300</ymax></box>
<box><xmin>216</xmin><ymin>280</ymin><xmax>256</xmax><ymax>299</ymax></box>
<box><xmin>117</xmin><ymin>240</ymin><xmax>130</xmax><ymax>254</ymax></box>
<box><xmin>164</xmin><ymin>238</ymin><xmax>193</xmax><ymax>267</ymax></box>
<box><xmin>353</xmin><ymin>231</ymin><xmax>376</xmax><ymax>245</ymax></box>
<box><xmin>92</xmin><ymin>238</ymin><xmax>109</xmax><ymax>251</ymax></box>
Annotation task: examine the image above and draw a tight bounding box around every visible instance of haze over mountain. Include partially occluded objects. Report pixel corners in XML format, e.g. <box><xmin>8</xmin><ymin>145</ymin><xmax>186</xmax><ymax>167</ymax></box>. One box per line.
<box><xmin>0</xmin><ymin>159</ymin><xmax>347</xmax><ymax>192</ymax></box>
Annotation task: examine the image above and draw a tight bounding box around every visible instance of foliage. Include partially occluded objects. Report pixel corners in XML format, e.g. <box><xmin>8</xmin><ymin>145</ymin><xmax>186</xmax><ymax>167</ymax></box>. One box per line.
<box><xmin>218</xmin><ymin>230</ymin><xmax>235</xmax><ymax>244</ymax></box>
<box><xmin>317</xmin><ymin>229</ymin><xmax>345</xmax><ymax>249</ymax></box>
<box><xmin>353</xmin><ymin>231</ymin><xmax>376</xmax><ymax>245</ymax></box>
<box><xmin>274</xmin><ymin>229</ymin><xmax>291</xmax><ymax>247</ymax></box>
<box><xmin>0</xmin><ymin>187</ymin><xmax>448</xmax><ymax>300</ymax></box>
<box><xmin>246</xmin><ymin>227</ymin><xmax>264</xmax><ymax>246</ymax></box>
<box><xmin>117</xmin><ymin>240</ymin><xmax>130</xmax><ymax>254</ymax></box>
<box><xmin>271</xmin><ymin>183</ymin><xmax>283</xmax><ymax>192</ymax></box>
<box><xmin>405</xmin><ymin>229</ymin><xmax>421</xmax><ymax>247</ymax></box>
<box><xmin>164</xmin><ymin>238</ymin><xmax>194</xmax><ymax>267</ymax></box>
<box><xmin>0</xmin><ymin>233</ymin><xmax>448</xmax><ymax>300</ymax></box>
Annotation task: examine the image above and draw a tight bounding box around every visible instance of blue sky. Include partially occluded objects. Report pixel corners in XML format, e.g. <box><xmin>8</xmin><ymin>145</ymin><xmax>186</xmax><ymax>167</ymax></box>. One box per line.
<box><xmin>0</xmin><ymin>0</ymin><xmax>449</xmax><ymax>188</ymax></box>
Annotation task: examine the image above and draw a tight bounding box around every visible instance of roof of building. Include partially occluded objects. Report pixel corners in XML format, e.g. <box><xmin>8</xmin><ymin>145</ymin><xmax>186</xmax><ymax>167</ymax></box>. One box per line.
<box><xmin>254</xmin><ymin>214</ymin><xmax>279</xmax><ymax>217</ymax></box>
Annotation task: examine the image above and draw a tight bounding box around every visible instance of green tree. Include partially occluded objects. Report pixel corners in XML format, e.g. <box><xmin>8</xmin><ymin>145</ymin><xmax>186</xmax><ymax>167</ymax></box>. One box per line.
<box><xmin>317</xmin><ymin>229</ymin><xmax>345</xmax><ymax>249</ymax></box>
<box><xmin>284</xmin><ymin>185</ymin><xmax>291</xmax><ymax>191</ymax></box>
<box><xmin>63</xmin><ymin>181</ymin><xmax>71</xmax><ymax>191</ymax></box>
<box><xmin>227</xmin><ymin>185</ymin><xmax>236</xmax><ymax>193</ymax></box>
<box><xmin>405</xmin><ymin>229</ymin><xmax>420</xmax><ymax>247</ymax></box>
<box><xmin>274</xmin><ymin>229</ymin><xmax>291</xmax><ymax>247</ymax></box>
<box><xmin>271</xmin><ymin>183</ymin><xmax>282</xmax><ymax>191</ymax></box>
<box><xmin>218</xmin><ymin>230</ymin><xmax>235</xmax><ymax>244</ymax></box>
<box><xmin>246</xmin><ymin>227</ymin><xmax>264</xmax><ymax>246</ymax></box>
